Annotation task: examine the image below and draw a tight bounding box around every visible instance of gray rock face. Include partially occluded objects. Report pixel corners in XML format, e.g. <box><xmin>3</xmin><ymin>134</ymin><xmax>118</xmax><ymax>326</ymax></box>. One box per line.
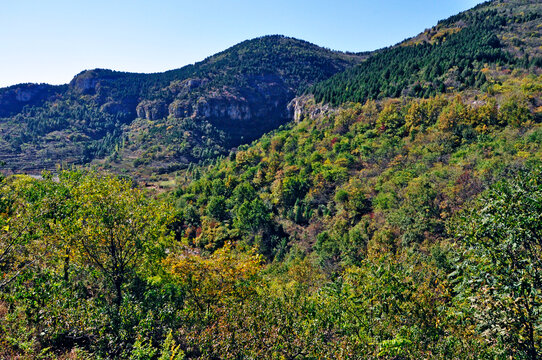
<box><xmin>289</xmin><ymin>97</ymin><xmax>306</xmax><ymax>123</ymax></box>
<box><xmin>0</xmin><ymin>84</ymin><xmax>59</xmax><ymax>117</ymax></box>
<box><xmin>288</xmin><ymin>95</ymin><xmax>334</xmax><ymax>123</ymax></box>
<box><xmin>195</xmin><ymin>96</ymin><xmax>252</xmax><ymax>122</ymax></box>
<box><xmin>70</xmin><ymin>71</ymin><xmax>101</xmax><ymax>94</ymax></box>
<box><xmin>1</xmin><ymin>84</ymin><xmax>53</xmax><ymax>103</ymax></box>
<box><xmin>136</xmin><ymin>100</ymin><xmax>168</xmax><ymax>120</ymax></box>
<box><xmin>73</xmin><ymin>77</ymin><xmax>99</xmax><ymax>94</ymax></box>
<box><xmin>169</xmin><ymin>100</ymin><xmax>193</xmax><ymax>118</ymax></box>
<box><xmin>69</xmin><ymin>69</ymin><xmax>127</xmax><ymax>95</ymax></box>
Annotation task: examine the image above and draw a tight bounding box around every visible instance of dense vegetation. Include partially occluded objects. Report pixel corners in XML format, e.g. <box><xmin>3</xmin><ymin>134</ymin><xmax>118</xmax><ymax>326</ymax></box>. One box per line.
<box><xmin>1</xmin><ymin>0</ymin><xmax>542</xmax><ymax>358</ymax></box>
<box><xmin>310</xmin><ymin>0</ymin><xmax>541</xmax><ymax>105</ymax></box>
<box><xmin>0</xmin><ymin>36</ymin><xmax>361</xmax><ymax>177</ymax></box>
<box><xmin>1</xmin><ymin>68</ymin><xmax>541</xmax><ymax>358</ymax></box>
<box><xmin>175</xmin><ymin>72</ymin><xmax>541</xmax><ymax>259</ymax></box>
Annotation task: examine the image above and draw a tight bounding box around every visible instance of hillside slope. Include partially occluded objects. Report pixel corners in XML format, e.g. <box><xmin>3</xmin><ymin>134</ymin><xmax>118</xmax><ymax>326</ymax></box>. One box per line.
<box><xmin>0</xmin><ymin>36</ymin><xmax>362</xmax><ymax>176</ymax></box>
<box><xmin>310</xmin><ymin>0</ymin><xmax>541</xmax><ymax>105</ymax></box>
<box><xmin>174</xmin><ymin>70</ymin><xmax>542</xmax><ymax>256</ymax></box>
<box><xmin>2</xmin><ymin>1</ymin><xmax>542</xmax><ymax>359</ymax></box>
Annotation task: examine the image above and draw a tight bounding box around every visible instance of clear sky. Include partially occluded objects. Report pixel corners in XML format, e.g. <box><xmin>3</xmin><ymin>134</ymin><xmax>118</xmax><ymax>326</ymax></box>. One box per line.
<box><xmin>0</xmin><ymin>0</ymin><xmax>484</xmax><ymax>88</ymax></box>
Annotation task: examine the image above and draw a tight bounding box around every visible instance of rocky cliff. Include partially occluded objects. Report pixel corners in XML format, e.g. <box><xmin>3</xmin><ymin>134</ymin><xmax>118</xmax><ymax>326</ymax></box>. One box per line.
<box><xmin>0</xmin><ymin>83</ymin><xmax>64</xmax><ymax>117</ymax></box>
<box><xmin>0</xmin><ymin>35</ymin><xmax>363</xmax><ymax>176</ymax></box>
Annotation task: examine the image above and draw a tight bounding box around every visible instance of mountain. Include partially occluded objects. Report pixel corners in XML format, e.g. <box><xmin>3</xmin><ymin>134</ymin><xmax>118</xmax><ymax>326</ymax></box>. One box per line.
<box><xmin>310</xmin><ymin>0</ymin><xmax>541</xmax><ymax>105</ymax></box>
<box><xmin>2</xmin><ymin>1</ymin><xmax>542</xmax><ymax>359</ymax></box>
<box><xmin>168</xmin><ymin>0</ymin><xmax>541</xmax><ymax>263</ymax></box>
<box><xmin>0</xmin><ymin>35</ymin><xmax>362</xmax><ymax>176</ymax></box>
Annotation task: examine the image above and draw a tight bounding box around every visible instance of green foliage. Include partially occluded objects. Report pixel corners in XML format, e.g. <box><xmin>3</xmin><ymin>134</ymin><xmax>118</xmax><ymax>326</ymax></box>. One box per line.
<box><xmin>280</xmin><ymin>175</ymin><xmax>309</xmax><ymax>207</ymax></box>
<box><xmin>310</xmin><ymin>0</ymin><xmax>540</xmax><ymax>106</ymax></box>
<box><xmin>2</xmin><ymin>90</ymin><xmax>541</xmax><ymax>357</ymax></box>
<box><xmin>233</xmin><ymin>197</ymin><xmax>270</xmax><ymax>232</ymax></box>
<box><xmin>311</xmin><ymin>25</ymin><xmax>511</xmax><ymax>105</ymax></box>
<box><xmin>206</xmin><ymin>195</ymin><xmax>227</xmax><ymax>221</ymax></box>
<box><xmin>129</xmin><ymin>331</ymin><xmax>184</xmax><ymax>360</ymax></box>
<box><xmin>0</xmin><ymin>171</ymin><xmax>181</xmax><ymax>358</ymax></box>
<box><xmin>453</xmin><ymin>167</ymin><xmax>542</xmax><ymax>359</ymax></box>
<box><xmin>129</xmin><ymin>337</ymin><xmax>156</xmax><ymax>360</ymax></box>
<box><xmin>499</xmin><ymin>96</ymin><xmax>534</xmax><ymax>126</ymax></box>
<box><xmin>158</xmin><ymin>331</ymin><xmax>185</xmax><ymax>360</ymax></box>
<box><xmin>158</xmin><ymin>69</ymin><xmax>539</xmax><ymax>358</ymax></box>
<box><xmin>0</xmin><ymin>2</ymin><xmax>541</xmax><ymax>358</ymax></box>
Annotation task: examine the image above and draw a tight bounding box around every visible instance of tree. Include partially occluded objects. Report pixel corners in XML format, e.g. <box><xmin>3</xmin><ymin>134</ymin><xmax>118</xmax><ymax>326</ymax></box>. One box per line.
<box><xmin>166</xmin><ymin>242</ymin><xmax>262</xmax><ymax>313</ymax></box>
<box><xmin>280</xmin><ymin>176</ymin><xmax>308</xmax><ymax>207</ymax></box>
<box><xmin>67</xmin><ymin>172</ymin><xmax>173</xmax><ymax>308</ymax></box>
<box><xmin>498</xmin><ymin>96</ymin><xmax>533</xmax><ymax>126</ymax></box>
<box><xmin>0</xmin><ymin>174</ymin><xmax>57</xmax><ymax>290</ymax></box>
<box><xmin>233</xmin><ymin>197</ymin><xmax>270</xmax><ymax>233</ymax></box>
<box><xmin>453</xmin><ymin>168</ymin><xmax>542</xmax><ymax>359</ymax></box>
<box><xmin>206</xmin><ymin>195</ymin><xmax>228</xmax><ymax>221</ymax></box>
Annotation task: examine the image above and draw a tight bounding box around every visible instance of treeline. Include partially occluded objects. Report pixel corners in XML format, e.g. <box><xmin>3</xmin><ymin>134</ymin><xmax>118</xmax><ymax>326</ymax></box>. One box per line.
<box><xmin>68</xmin><ymin>36</ymin><xmax>361</xmax><ymax>105</ymax></box>
<box><xmin>310</xmin><ymin>2</ymin><xmax>541</xmax><ymax>106</ymax></box>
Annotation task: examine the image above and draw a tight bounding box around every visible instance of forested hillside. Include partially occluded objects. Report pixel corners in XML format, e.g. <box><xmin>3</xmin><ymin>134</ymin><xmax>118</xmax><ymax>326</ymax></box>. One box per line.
<box><xmin>1</xmin><ymin>0</ymin><xmax>542</xmax><ymax>359</ymax></box>
<box><xmin>0</xmin><ymin>36</ymin><xmax>361</xmax><ymax>177</ymax></box>
<box><xmin>310</xmin><ymin>0</ymin><xmax>541</xmax><ymax>105</ymax></box>
<box><xmin>2</xmin><ymin>75</ymin><xmax>541</xmax><ymax>358</ymax></box>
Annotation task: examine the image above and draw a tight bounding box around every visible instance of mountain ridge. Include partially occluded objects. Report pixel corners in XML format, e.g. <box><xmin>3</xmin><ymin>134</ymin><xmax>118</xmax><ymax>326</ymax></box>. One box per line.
<box><xmin>0</xmin><ymin>35</ymin><xmax>363</xmax><ymax>176</ymax></box>
<box><xmin>0</xmin><ymin>0</ymin><xmax>540</xmax><ymax>182</ymax></box>
<box><xmin>309</xmin><ymin>0</ymin><xmax>541</xmax><ymax>105</ymax></box>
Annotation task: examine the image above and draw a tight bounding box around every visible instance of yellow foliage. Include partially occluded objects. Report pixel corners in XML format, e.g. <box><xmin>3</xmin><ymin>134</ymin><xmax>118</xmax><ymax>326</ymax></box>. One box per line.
<box><xmin>194</xmin><ymin>218</ymin><xmax>234</xmax><ymax>251</ymax></box>
<box><xmin>516</xmin><ymin>151</ymin><xmax>530</xmax><ymax>159</ymax></box>
<box><xmin>166</xmin><ymin>243</ymin><xmax>262</xmax><ymax>310</ymax></box>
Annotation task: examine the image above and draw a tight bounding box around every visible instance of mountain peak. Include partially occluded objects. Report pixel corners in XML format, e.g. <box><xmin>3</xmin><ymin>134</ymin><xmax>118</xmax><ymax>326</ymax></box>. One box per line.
<box><xmin>0</xmin><ymin>36</ymin><xmax>364</xmax><ymax>175</ymax></box>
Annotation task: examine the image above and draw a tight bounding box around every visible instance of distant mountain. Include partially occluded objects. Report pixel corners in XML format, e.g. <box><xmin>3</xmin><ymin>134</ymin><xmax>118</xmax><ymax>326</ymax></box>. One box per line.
<box><xmin>0</xmin><ymin>35</ymin><xmax>362</xmax><ymax>176</ymax></box>
<box><xmin>170</xmin><ymin>0</ymin><xmax>542</xmax><ymax>281</ymax></box>
<box><xmin>1</xmin><ymin>0</ymin><xmax>540</xmax><ymax>181</ymax></box>
<box><xmin>310</xmin><ymin>0</ymin><xmax>541</xmax><ymax>105</ymax></box>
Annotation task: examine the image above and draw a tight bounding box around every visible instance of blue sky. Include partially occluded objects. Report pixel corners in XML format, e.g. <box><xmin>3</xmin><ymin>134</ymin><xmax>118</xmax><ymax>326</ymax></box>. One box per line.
<box><xmin>1</xmin><ymin>0</ymin><xmax>483</xmax><ymax>88</ymax></box>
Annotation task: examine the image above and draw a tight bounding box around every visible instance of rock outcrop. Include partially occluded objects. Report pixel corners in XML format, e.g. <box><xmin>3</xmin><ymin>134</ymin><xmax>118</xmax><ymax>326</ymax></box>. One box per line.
<box><xmin>288</xmin><ymin>95</ymin><xmax>335</xmax><ymax>123</ymax></box>
<box><xmin>69</xmin><ymin>70</ymin><xmax>104</xmax><ymax>94</ymax></box>
<box><xmin>168</xmin><ymin>78</ymin><xmax>208</xmax><ymax>97</ymax></box>
<box><xmin>136</xmin><ymin>100</ymin><xmax>168</xmax><ymax>120</ymax></box>
<box><xmin>0</xmin><ymin>83</ymin><xmax>61</xmax><ymax>117</ymax></box>
<box><xmin>168</xmin><ymin>99</ymin><xmax>193</xmax><ymax>118</ymax></box>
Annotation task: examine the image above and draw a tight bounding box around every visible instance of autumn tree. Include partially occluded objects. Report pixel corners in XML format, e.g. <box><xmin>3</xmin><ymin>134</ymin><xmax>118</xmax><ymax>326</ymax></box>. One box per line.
<box><xmin>67</xmin><ymin>172</ymin><xmax>173</xmax><ymax>308</ymax></box>
<box><xmin>166</xmin><ymin>242</ymin><xmax>262</xmax><ymax>312</ymax></box>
